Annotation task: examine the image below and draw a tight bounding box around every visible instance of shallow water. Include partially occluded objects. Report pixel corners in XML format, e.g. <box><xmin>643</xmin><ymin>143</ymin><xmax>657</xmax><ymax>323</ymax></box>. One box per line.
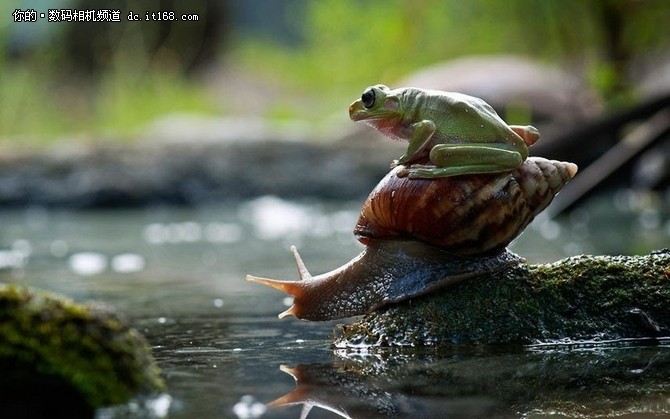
<box><xmin>1</xmin><ymin>195</ymin><xmax>669</xmax><ymax>418</ymax></box>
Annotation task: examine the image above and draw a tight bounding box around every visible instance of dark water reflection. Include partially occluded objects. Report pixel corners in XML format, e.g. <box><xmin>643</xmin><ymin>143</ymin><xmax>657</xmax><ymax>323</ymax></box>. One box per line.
<box><xmin>267</xmin><ymin>343</ymin><xmax>670</xmax><ymax>418</ymax></box>
<box><xmin>138</xmin><ymin>314</ymin><xmax>340</xmax><ymax>418</ymax></box>
<box><xmin>0</xmin><ymin>197</ymin><xmax>668</xmax><ymax>418</ymax></box>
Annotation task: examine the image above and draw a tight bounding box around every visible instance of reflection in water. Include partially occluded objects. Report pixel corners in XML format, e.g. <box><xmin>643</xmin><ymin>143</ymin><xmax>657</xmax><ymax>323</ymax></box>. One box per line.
<box><xmin>232</xmin><ymin>395</ymin><xmax>267</xmax><ymax>419</ymax></box>
<box><xmin>264</xmin><ymin>342</ymin><xmax>670</xmax><ymax>418</ymax></box>
<box><xmin>67</xmin><ymin>252</ymin><xmax>147</xmax><ymax>276</ymax></box>
<box><xmin>0</xmin><ymin>239</ymin><xmax>31</xmax><ymax>273</ymax></box>
<box><xmin>142</xmin><ymin>221</ymin><xmax>244</xmax><ymax>245</ymax></box>
<box><xmin>266</xmin><ymin>363</ymin><xmax>472</xmax><ymax>419</ymax></box>
<box><xmin>68</xmin><ymin>251</ymin><xmax>108</xmax><ymax>275</ymax></box>
<box><xmin>95</xmin><ymin>393</ymin><xmax>173</xmax><ymax>418</ymax></box>
<box><xmin>240</xmin><ymin>196</ymin><xmax>356</xmax><ymax>242</ymax></box>
<box><xmin>110</xmin><ymin>253</ymin><xmax>147</xmax><ymax>273</ymax></box>
<box><xmin>268</xmin><ymin>365</ymin><xmax>353</xmax><ymax>418</ymax></box>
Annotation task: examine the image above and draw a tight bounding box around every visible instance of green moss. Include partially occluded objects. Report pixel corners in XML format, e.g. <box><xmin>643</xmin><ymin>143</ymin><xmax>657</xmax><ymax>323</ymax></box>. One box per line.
<box><xmin>0</xmin><ymin>284</ymin><xmax>164</xmax><ymax>410</ymax></box>
<box><xmin>336</xmin><ymin>249</ymin><xmax>670</xmax><ymax>347</ymax></box>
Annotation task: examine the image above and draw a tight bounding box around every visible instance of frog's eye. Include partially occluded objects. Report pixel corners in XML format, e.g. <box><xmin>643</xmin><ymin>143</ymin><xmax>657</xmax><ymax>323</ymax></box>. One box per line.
<box><xmin>361</xmin><ymin>88</ymin><xmax>376</xmax><ymax>108</ymax></box>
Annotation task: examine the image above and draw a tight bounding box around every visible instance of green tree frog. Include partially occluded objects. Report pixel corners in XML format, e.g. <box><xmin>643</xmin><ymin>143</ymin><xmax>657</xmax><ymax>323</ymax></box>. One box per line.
<box><xmin>349</xmin><ymin>84</ymin><xmax>539</xmax><ymax>179</ymax></box>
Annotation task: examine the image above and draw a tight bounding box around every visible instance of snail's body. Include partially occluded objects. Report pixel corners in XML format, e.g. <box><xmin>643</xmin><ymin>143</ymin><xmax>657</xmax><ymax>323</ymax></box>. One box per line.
<box><xmin>252</xmin><ymin>240</ymin><xmax>522</xmax><ymax>321</ymax></box>
<box><xmin>246</xmin><ymin>157</ymin><xmax>577</xmax><ymax>321</ymax></box>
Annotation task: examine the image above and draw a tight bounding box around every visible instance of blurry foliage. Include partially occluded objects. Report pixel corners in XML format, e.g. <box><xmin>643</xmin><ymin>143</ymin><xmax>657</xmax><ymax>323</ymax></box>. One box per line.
<box><xmin>0</xmin><ymin>62</ymin><xmax>218</xmax><ymax>140</ymax></box>
<box><xmin>0</xmin><ymin>0</ymin><xmax>225</xmax><ymax>142</ymax></box>
<box><xmin>94</xmin><ymin>64</ymin><xmax>218</xmax><ymax>136</ymax></box>
<box><xmin>236</xmin><ymin>0</ymin><xmax>670</xmax><ymax>113</ymax></box>
<box><xmin>1</xmin><ymin>0</ymin><xmax>670</xmax><ymax>141</ymax></box>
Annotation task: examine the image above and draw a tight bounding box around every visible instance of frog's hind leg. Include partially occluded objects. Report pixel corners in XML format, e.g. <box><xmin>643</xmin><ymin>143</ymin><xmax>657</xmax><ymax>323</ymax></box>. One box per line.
<box><xmin>408</xmin><ymin>144</ymin><xmax>523</xmax><ymax>179</ymax></box>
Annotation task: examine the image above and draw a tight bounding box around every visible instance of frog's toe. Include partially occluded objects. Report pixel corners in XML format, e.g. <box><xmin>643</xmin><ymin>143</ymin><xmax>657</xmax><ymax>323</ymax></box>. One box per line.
<box><xmin>396</xmin><ymin>166</ymin><xmax>411</xmax><ymax>178</ymax></box>
<box><xmin>407</xmin><ymin>168</ymin><xmax>440</xmax><ymax>179</ymax></box>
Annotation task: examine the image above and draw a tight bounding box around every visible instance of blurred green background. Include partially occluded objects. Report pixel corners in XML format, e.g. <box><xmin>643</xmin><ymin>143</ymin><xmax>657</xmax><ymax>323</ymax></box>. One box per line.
<box><xmin>1</xmin><ymin>0</ymin><xmax>669</xmax><ymax>144</ymax></box>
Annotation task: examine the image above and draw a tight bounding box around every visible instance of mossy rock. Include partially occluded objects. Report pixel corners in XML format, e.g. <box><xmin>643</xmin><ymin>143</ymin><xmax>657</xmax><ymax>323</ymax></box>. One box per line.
<box><xmin>335</xmin><ymin>249</ymin><xmax>670</xmax><ymax>347</ymax></box>
<box><xmin>0</xmin><ymin>284</ymin><xmax>164</xmax><ymax>416</ymax></box>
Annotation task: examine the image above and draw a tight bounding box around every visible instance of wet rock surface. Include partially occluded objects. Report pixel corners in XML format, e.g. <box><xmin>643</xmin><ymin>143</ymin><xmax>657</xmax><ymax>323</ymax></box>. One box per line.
<box><xmin>0</xmin><ymin>139</ymin><xmax>398</xmax><ymax>208</ymax></box>
<box><xmin>335</xmin><ymin>249</ymin><xmax>670</xmax><ymax>347</ymax></box>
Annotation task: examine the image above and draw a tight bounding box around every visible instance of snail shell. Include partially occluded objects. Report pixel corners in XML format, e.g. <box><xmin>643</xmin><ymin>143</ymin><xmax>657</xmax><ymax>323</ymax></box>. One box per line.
<box><xmin>246</xmin><ymin>157</ymin><xmax>577</xmax><ymax>321</ymax></box>
<box><xmin>356</xmin><ymin>157</ymin><xmax>573</xmax><ymax>255</ymax></box>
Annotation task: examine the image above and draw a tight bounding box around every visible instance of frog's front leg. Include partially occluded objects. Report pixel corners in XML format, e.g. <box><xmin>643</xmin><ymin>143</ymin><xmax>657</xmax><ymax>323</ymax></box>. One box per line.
<box><xmin>392</xmin><ymin>120</ymin><xmax>436</xmax><ymax>167</ymax></box>
<box><xmin>405</xmin><ymin>143</ymin><xmax>524</xmax><ymax>179</ymax></box>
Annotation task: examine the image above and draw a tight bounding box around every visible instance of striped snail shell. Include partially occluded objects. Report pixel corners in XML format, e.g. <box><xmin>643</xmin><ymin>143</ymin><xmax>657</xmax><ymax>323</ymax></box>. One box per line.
<box><xmin>356</xmin><ymin>156</ymin><xmax>576</xmax><ymax>255</ymax></box>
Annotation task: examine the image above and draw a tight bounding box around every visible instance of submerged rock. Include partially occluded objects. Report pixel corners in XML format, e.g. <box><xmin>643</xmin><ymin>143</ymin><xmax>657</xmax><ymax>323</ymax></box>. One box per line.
<box><xmin>0</xmin><ymin>284</ymin><xmax>165</xmax><ymax>416</ymax></box>
<box><xmin>0</xmin><ymin>139</ymin><xmax>397</xmax><ymax>208</ymax></box>
<box><xmin>335</xmin><ymin>249</ymin><xmax>670</xmax><ymax>347</ymax></box>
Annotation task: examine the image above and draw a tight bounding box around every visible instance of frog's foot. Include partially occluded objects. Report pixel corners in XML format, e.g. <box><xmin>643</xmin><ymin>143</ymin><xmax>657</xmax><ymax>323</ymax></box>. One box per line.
<box><xmin>406</xmin><ymin>164</ymin><xmax>511</xmax><ymax>179</ymax></box>
<box><xmin>393</xmin><ymin>151</ymin><xmax>415</xmax><ymax>166</ymax></box>
<box><xmin>419</xmin><ymin>144</ymin><xmax>524</xmax><ymax>179</ymax></box>
<box><xmin>510</xmin><ymin>125</ymin><xmax>540</xmax><ymax>147</ymax></box>
<box><xmin>396</xmin><ymin>166</ymin><xmax>411</xmax><ymax>177</ymax></box>
<box><xmin>406</xmin><ymin>165</ymin><xmax>462</xmax><ymax>179</ymax></box>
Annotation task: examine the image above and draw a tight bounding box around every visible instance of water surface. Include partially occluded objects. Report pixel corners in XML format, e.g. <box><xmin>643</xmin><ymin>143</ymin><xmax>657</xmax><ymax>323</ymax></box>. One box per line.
<box><xmin>1</xmin><ymin>196</ymin><xmax>668</xmax><ymax>418</ymax></box>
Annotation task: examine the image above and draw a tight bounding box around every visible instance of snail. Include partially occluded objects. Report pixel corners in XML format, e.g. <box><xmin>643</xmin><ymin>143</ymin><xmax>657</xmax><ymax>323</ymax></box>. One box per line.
<box><xmin>246</xmin><ymin>86</ymin><xmax>577</xmax><ymax>321</ymax></box>
<box><xmin>246</xmin><ymin>157</ymin><xmax>577</xmax><ymax>321</ymax></box>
